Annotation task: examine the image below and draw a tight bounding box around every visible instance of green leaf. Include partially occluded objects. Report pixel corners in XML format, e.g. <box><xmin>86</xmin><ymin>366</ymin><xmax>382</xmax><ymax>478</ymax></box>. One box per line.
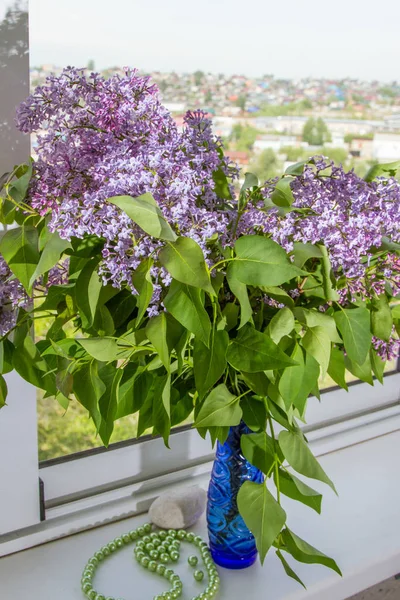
<box><xmin>0</xmin><ymin>373</ymin><xmax>8</xmax><ymax>408</ymax></box>
<box><xmin>276</xmin><ymin>468</ymin><xmax>322</xmax><ymax>514</ymax></box>
<box><xmin>285</xmin><ymin>160</ymin><xmax>308</xmax><ymax>176</ymax></box>
<box><xmin>278</xmin><ymin>344</ymin><xmax>305</xmax><ymax>409</ymax></box>
<box><xmin>99</xmin><ymin>368</ymin><xmax>123</xmax><ymax>446</ymax></box>
<box><xmin>164</xmin><ymin>281</ymin><xmax>211</xmax><ymax>347</ymax></box>
<box><xmin>212</xmin><ymin>166</ymin><xmax>232</xmax><ymax>200</ymax></box>
<box><xmin>327</xmin><ymin>347</ymin><xmax>348</xmax><ymax>390</ymax></box>
<box><xmin>370</xmin><ymin>295</ymin><xmax>393</xmax><ymax>342</ymax></box>
<box><xmin>370</xmin><ymin>349</ymin><xmax>385</xmax><ymax>384</ymax></box>
<box><xmin>194</xmin><ymin>330</ymin><xmax>228</xmax><ymax>398</ymax></box>
<box><xmin>267</xmin><ymin>307</ymin><xmax>295</xmax><ymax>344</ymax></box>
<box><xmin>226</xmin><ymin>263</ymin><xmax>252</xmax><ymax>329</ymax></box>
<box><xmin>237</xmin><ymin>480</ymin><xmax>286</xmax><ymax>564</ymax></box>
<box><xmin>13</xmin><ymin>336</ymin><xmax>57</xmax><ymax>396</ymax></box>
<box><xmin>0</xmin><ymin>339</ymin><xmax>14</xmax><ymax>374</ymax></box>
<box><xmin>73</xmin><ymin>361</ymin><xmax>106</xmax><ymax>431</ymax></box>
<box><xmin>221</xmin><ymin>302</ymin><xmax>240</xmax><ymax>331</ymax></box>
<box><xmin>281</xmin><ymin>528</ymin><xmax>342</xmax><ymax>576</ymax></box>
<box><xmin>75</xmin><ymin>259</ymin><xmax>103</xmax><ymax>327</ymax></box>
<box><xmin>28</xmin><ymin>231</ymin><xmax>71</xmax><ymax>292</ymax></box>
<box><xmin>344</xmin><ymin>354</ymin><xmax>373</xmax><ymax>385</ymax></box>
<box><xmin>240</xmin><ymin>396</ymin><xmax>267</xmax><ymax>431</ymax></box>
<box><xmin>301</xmin><ymin>325</ymin><xmax>331</xmax><ymax>378</ymax></box>
<box><xmin>271</xmin><ymin>177</ymin><xmax>295</xmax><ymax>207</ymax></box>
<box><xmin>276</xmin><ymin>549</ymin><xmax>306</xmax><ymax>589</ymax></box>
<box><xmin>195</xmin><ymin>383</ymin><xmax>242</xmax><ymax>428</ymax></box>
<box><xmin>77</xmin><ymin>337</ymin><xmax>120</xmax><ymax>362</ymax></box>
<box><xmin>364</xmin><ymin>160</ymin><xmax>400</xmax><ymax>182</ymax></box>
<box><xmin>334</xmin><ymin>307</ymin><xmax>372</xmax><ymax>365</ymax></box>
<box><xmin>146</xmin><ymin>312</ymin><xmax>170</xmax><ymax>372</ymax></box>
<box><xmin>152</xmin><ymin>373</ymin><xmax>171</xmax><ymax>445</ymax></box>
<box><xmin>239</xmin><ymin>172</ymin><xmax>259</xmax><ymax>209</ymax></box>
<box><xmin>292</xmin><ymin>351</ymin><xmax>320</xmax><ymax>414</ymax></box>
<box><xmin>279</xmin><ymin>430</ymin><xmax>337</xmax><ymax>494</ymax></box>
<box><xmin>294</xmin><ymin>308</ymin><xmax>342</xmax><ymax>344</ymax></box>
<box><xmin>115</xmin><ymin>365</ymin><xmax>150</xmax><ymax>419</ymax></box>
<box><xmin>0</xmin><ymin>226</ymin><xmax>39</xmax><ymax>293</ymax></box>
<box><xmin>241</xmin><ymin>371</ymin><xmax>270</xmax><ymax>396</ymax></box>
<box><xmin>291</xmin><ymin>242</ymin><xmax>323</xmax><ymax>268</ymax></box>
<box><xmin>261</xmin><ymin>286</ymin><xmax>294</xmax><ymax>308</ymax></box>
<box><xmin>108</xmin><ymin>193</ymin><xmax>177</xmax><ymax>241</ymax></box>
<box><xmin>159</xmin><ymin>237</ymin><xmax>214</xmax><ymax>296</ymax></box>
<box><xmin>232</xmin><ymin>235</ymin><xmax>305</xmax><ymax>287</ymax></box>
<box><xmin>132</xmin><ymin>257</ymin><xmax>153</xmax><ymax>326</ymax></box>
<box><xmin>7</xmin><ymin>161</ymin><xmax>32</xmax><ymax>203</ymax></box>
<box><xmin>227</xmin><ymin>324</ymin><xmax>297</xmax><ymax>373</ymax></box>
<box><xmin>241</xmin><ymin>432</ymin><xmax>275</xmax><ymax>475</ymax></box>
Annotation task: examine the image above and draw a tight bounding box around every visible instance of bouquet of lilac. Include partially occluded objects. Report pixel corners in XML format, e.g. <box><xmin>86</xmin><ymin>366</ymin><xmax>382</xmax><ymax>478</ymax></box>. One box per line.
<box><xmin>0</xmin><ymin>68</ymin><xmax>399</xmax><ymax>585</ymax></box>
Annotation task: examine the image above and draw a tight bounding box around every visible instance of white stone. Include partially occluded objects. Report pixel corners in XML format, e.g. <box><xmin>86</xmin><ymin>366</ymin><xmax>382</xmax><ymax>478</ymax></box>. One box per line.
<box><xmin>149</xmin><ymin>485</ymin><xmax>207</xmax><ymax>529</ymax></box>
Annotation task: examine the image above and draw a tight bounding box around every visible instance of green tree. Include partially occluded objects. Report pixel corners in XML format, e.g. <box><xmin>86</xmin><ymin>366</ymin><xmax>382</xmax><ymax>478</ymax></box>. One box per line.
<box><xmin>87</xmin><ymin>59</ymin><xmax>95</xmax><ymax>72</ymax></box>
<box><xmin>194</xmin><ymin>70</ymin><xmax>204</xmax><ymax>86</ymax></box>
<box><xmin>248</xmin><ymin>149</ymin><xmax>281</xmax><ymax>182</ymax></box>
<box><xmin>302</xmin><ymin>118</ymin><xmax>331</xmax><ymax>146</ymax></box>
<box><xmin>230</xmin><ymin>124</ymin><xmax>258</xmax><ymax>152</ymax></box>
<box><xmin>205</xmin><ymin>90</ymin><xmax>212</xmax><ymax>103</ymax></box>
<box><xmin>235</xmin><ymin>95</ymin><xmax>247</xmax><ymax>111</ymax></box>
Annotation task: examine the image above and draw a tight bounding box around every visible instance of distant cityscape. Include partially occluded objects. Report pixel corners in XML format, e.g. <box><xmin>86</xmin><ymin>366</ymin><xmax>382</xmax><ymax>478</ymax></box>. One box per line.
<box><xmin>31</xmin><ymin>65</ymin><xmax>400</xmax><ymax>179</ymax></box>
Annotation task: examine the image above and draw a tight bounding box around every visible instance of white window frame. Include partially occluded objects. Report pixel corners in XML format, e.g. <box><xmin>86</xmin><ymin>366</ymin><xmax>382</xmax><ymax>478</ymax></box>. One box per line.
<box><xmin>0</xmin><ymin>0</ymin><xmax>399</xmax><ymax>559</ymax></box>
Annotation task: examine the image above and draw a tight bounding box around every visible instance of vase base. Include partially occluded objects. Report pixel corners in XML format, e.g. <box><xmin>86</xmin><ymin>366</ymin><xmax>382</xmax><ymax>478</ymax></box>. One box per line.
<box><xmin>210</xmin><ymin>548</ymin><xmax>258</xmax><ymax>570</ymax></box>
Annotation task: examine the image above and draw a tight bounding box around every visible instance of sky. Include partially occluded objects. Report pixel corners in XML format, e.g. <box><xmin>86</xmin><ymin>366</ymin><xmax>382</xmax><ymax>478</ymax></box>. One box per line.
<box><xmin>28</xmin><ymin>0</ymin><xmax>400</xmax><ymax>81</ymax></box>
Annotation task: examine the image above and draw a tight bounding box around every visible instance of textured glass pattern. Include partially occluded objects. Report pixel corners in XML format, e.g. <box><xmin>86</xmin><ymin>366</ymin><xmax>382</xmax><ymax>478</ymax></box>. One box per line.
<box><xmin>207</xmin><ymin>423</ymin><xmax>264</xmax><ymax>569</ymax></box>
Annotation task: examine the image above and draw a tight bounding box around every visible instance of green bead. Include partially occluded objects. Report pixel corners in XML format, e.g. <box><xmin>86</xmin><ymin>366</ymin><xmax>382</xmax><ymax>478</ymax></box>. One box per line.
<box><xmin>85</xmin><ymin>566</ymin><xmax>95</xmax><ymax>574</ymax></box>
<box><xmin>176</xmin><ymin>530</ymin><xmax>186</xmax><ymax>540</ymax></box>
<box><xmin>114</xmin><ymin>537</ymin><xmax>123</xmax><ymax>548</ymax></box>
<box><xmin>156</xmin><ymin>563</ymin><xmax>166</xmax><ymax>575</ymax></box>
<box><xmin>148</xmin><ymin>560</ymin><xmax>157</xmax><ymax>572</ymax></box>
<box><xmin>82</xmin><ymin>582</ymin><xmax>92</xmax><ymax>593</ymax></box>
<box><xmin>186</xmin><ymin>532</ymin><xmax>195</xmax><ymax>542</ymax></box>
<box><xmin>142</xmin><ymin>535</ymin><xmax>151</xmax><ymax>544</ymax></box>
<box><xmin>165</xmin><ymin>535</ymin><xmax>174</xmax><ymax>544</ymax></box>
<box><xmin>149</xmin><ymin>549</ymin><xmax>159</xmax><ymax>560</ymax></box>
<box><xmin>194</xmin><ymin>569</ymin><xmax>204</xmax><ymax>582</ymax></box>
<box><xmin>135</xmin><ymin>551</ymin><xmax>145</xmax><ymax>561</ymax></box>
<box><xmin>122</xmin><ymin>533</ymin><xmax>131</xmax><ymax>544</ymax></box>
<box><xmin>101</xmin><ymin>546</ymin><xmax>111</xmax><ymax>556</ymax></box>
<box><xmin>140</xmin><ymin>556</ymin><xmax>150</xmax><ymax>568</ymax></box>
<box><xmin>144</xmin><ymin>523</ymin><xmax>152</xmax><ymax>533</ymax></box>
<box><xmin>167</xmin><ymin>529</ymin><xmax>177</xmax><ymax>537</ymax></box>
<box><xmin>88</xmin><ymin>592</ymin><xmax>97</xmax><ymax>600</ymax></box>
<box><xmin>108</xmin><ymin>542</ymin><xmax>117</xmax><ymax>552</ymax></box>
<box><xmin>105</xmin><ymin>597</ymin><xmax>114</xmax><ymax>600</ymax></box>
<box><xmin>188</xmin><ymin>555</ymin><xmax>198</xmax><ymax>566</ymax></box>
<box><xmin>95</xmin><ymin>595</ymin><xmax>105</xmax><ymax>600</ymax></box>
<box><xmin>129</xmin><ymin>530</ymin><xmax>138</xmax><ymax>541</ymax></box>
<box><xmin>164</xmin><ymin>568</ymin><xmax>174</xmax><ymax>578</ymax></box>
<box><xmin>163</xmin><ymin>593</ymin><xmax>172</xmax><ymax>600</ymax></box>
<box><xmin>170</xmin><ymin>574</ymin><xmax>180</xmax><ymax>583</ymax></box>
<box><xmin>194</xmin><ymin>535</ymin><xmax>203</xmax><ymax>545</ymax></box>
<box><xmin>160</xmin><ymin>552</ymin><xmax>170</xmax><ymax>563</ymax></box>
<box><xmin>82</xmin><ymin>576</ymin><xmax>92</xmax><ymax>584</ymax></box>
<box><xmin>171</xmin><ymin>592</ymin><xmax>180</xmax><ymax>599</ymax></box>
<box><xmin>145</xmin><ymin>542</ymin><xmax>155</xmax><ymax>552</ymax></box>
<box><xmin>153</xmin><ymin>538</ymin><xmax>162</xmax><ymax>547</ymax></box>
<box><xmin>158</xmin><ymin>530</ymin><xmax>167</xmax><ymax>539</ymax></box>
<box><xmin>170</xmin><ymin>551</ymin><xmax>179</xmax><ymax>562</ymax></box>
<box><xmin>89</xmin><ymin>556</ymin><xmax>99</xmax><ymax>566</ymax></box>
<box><xmin>137</xmin><ymin>526</ymin><xmax>145</xmax><ymax>537</ymax></box>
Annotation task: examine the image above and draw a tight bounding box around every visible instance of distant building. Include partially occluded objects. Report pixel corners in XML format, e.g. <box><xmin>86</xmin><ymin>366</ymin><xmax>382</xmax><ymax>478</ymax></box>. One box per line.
<box><xmin>225</xmin><ymin>150</ymin><xmax>250</xmax><ymax>170</ymax></box>
<box><xmin>253</xmin><ymin>135</ymin><xmax>298</xmax><ymax>153</ymax></box>
<box><xmin>350</xmin><ymin>138</ymin><xmax>373</xmax><ymax>159</ymax></box>
<box><xmin>373</xmin><ymin>133</ymin><xmax>400</xmax><ymax>161</ymax></box>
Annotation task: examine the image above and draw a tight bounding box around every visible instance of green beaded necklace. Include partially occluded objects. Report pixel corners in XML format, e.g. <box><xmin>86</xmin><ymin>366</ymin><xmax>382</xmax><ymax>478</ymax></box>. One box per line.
<box><xmin>81</xmin><ymin>522</ymin><xmax>221</xmax><ymax>600</ymax></box>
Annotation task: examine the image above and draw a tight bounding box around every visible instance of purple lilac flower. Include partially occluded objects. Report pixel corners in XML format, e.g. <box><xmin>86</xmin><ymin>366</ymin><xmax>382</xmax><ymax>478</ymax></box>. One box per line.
<box><xmin>238</xmin><ymin>158</ymin><xmax>400</xmax><ymax>304</ymax></box>
<box><xmin>16</xmin><ymin>69</ymin><xmax>238</xmax><ymax>313</ymax></box>
<box><xmin>0</xmin><ymin>258</ymin><xmax>27</xmax><ymax>336</ymax></box>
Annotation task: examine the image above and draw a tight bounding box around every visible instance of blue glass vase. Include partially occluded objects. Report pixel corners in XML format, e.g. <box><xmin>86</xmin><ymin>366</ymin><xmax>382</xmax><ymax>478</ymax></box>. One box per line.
<box><xmin>207</xmin><ymin>422</ymin><xmax>264</xmax><ymax>569</ymax></box>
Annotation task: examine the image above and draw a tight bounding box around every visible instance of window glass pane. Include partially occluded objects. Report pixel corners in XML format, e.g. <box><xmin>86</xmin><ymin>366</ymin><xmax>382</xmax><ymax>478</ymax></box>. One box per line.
<box><xmin>29</xmin><ymin>1</ymin><xmax>400</xmax><ymax>461</ymax></box>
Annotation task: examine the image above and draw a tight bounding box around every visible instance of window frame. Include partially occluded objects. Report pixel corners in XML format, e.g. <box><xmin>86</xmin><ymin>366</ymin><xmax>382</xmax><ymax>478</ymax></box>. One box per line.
<box><xmin>1</xmin><ymin>0</ymin><xmax>400</xmax><ymax>557</ymax></box>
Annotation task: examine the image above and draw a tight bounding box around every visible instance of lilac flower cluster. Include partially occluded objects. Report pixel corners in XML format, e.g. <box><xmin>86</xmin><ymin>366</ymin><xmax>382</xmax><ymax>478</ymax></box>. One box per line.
<box><xmin>0</xmin><ymin>257</ymin><xmax>27</xmax><ymax>336</ymax></box>
<box><xmin>16</xmin><ymin>68</ymin><xmax>238</xmax><ymax>308</ymax></box>
<box><xmin>239</xmin><ymin>158</ymin><xmax>400</xmax><ymax>304</ymax></box>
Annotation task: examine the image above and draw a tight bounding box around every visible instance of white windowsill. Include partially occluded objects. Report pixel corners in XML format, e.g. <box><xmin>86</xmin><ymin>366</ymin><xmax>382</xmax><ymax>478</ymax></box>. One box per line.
<box><xmin>1</xmin><ymin>430</ymin><xmax>400</xmax><ymax>600</ymax></box>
